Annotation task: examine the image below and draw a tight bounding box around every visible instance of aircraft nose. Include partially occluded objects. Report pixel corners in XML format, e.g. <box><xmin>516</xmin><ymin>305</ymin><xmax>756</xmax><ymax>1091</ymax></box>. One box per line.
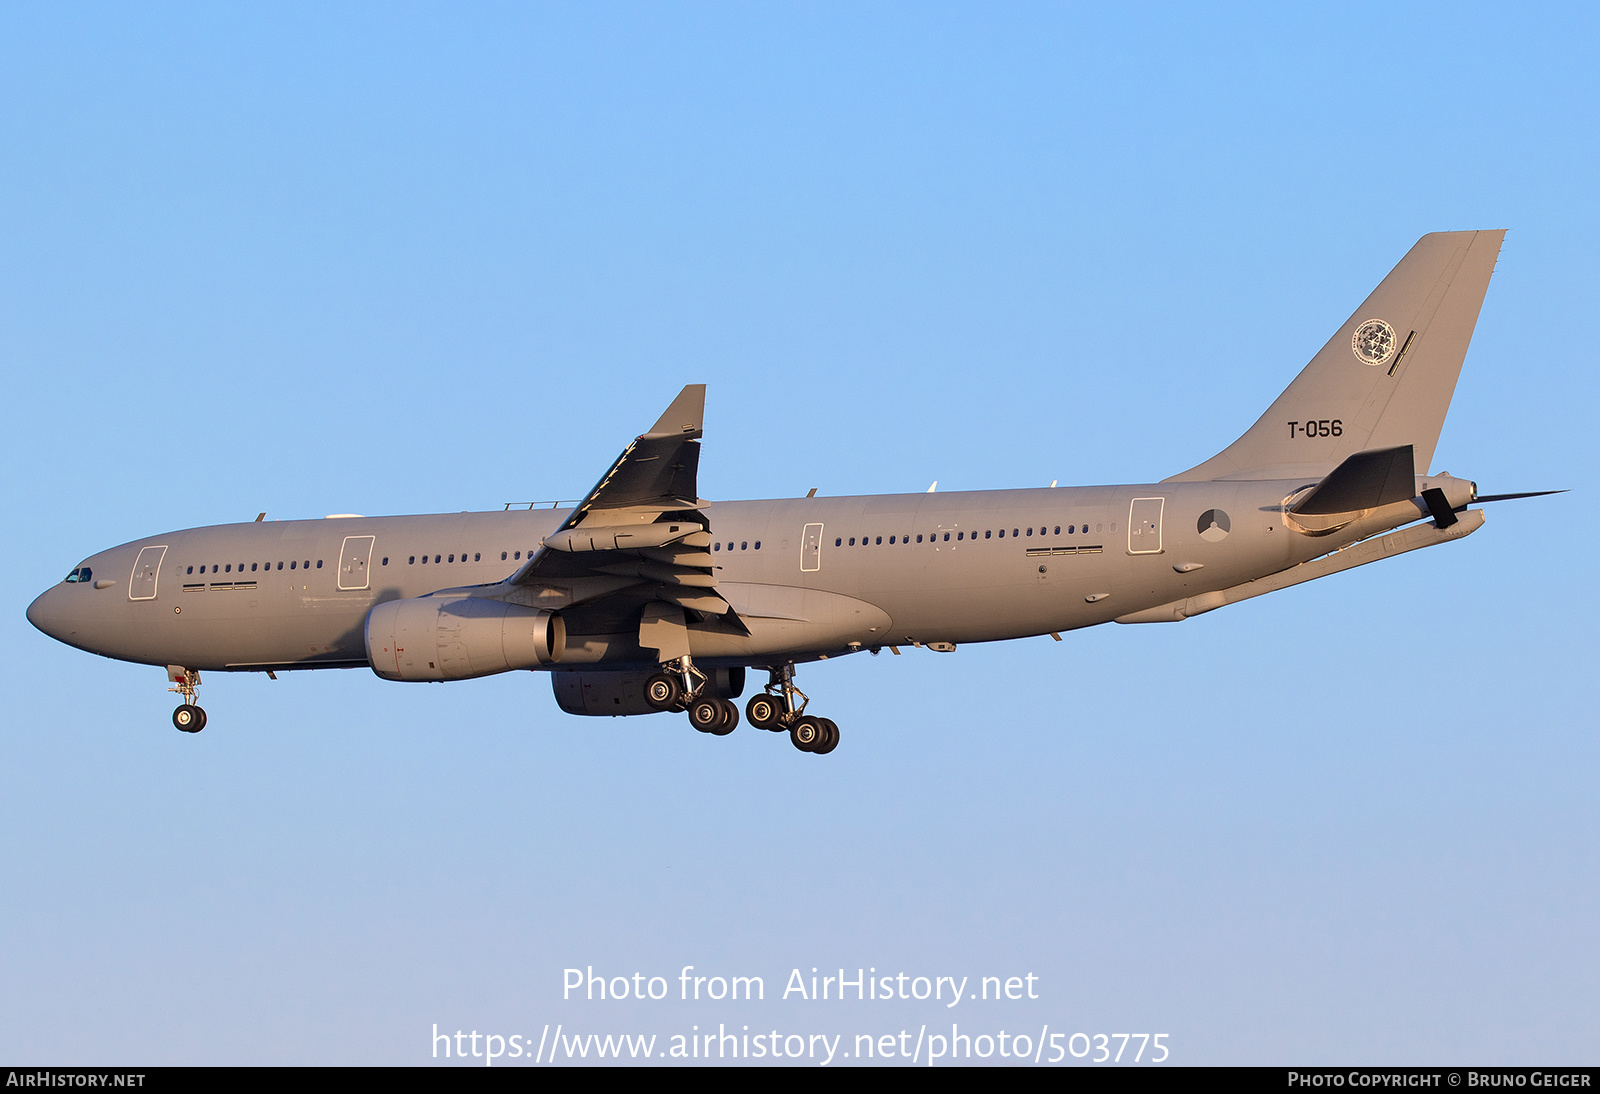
<box><xmin>27</xmin><ymin>585</ymin><xmax>68</xmax><ymax>642</ymax></box>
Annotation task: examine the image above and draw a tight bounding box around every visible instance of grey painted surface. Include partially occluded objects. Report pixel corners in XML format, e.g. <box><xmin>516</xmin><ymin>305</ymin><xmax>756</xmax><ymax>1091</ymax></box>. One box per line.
<box><xmin>26</xmin><ymin>472</ymin><xmax>1479</xmax><ymax>677</ymax></box>
<box><xmin>25</xmin><ymin>231</ymin><xmax>1503</xmax><ymax>712</ymax></box>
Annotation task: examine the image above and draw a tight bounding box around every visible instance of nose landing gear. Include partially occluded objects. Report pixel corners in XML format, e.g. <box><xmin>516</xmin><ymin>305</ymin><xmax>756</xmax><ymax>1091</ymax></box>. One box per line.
<box><xmin>167</xmin><ymin>666</ymin><xmax>207</xmax><ymax>733</ymax></box>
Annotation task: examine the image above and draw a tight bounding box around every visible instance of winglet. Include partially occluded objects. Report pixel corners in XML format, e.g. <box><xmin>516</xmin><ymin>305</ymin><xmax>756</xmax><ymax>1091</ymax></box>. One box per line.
<box><xmin>644</xmin><ymin>384</ymin><xmax>706</xmax><ymax>440</ymax></box>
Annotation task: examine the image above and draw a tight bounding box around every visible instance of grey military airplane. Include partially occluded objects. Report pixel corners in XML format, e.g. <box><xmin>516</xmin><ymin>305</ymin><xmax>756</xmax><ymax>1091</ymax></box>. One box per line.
<box><xmin>28</xmin><ymin>230</ymin><xmax>1547</xmax><ymax>755</ymax></box>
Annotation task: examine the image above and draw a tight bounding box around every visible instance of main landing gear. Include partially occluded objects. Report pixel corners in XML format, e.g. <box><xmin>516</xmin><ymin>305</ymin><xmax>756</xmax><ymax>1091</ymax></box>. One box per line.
<box><xmin>168</xmin><ymin>666</ymin><xmax>207</xmax><ymax>733</ymax></box>
<box><xmin>642</xmin><ymin>656</ymin><xmax>741</xmax><ymax>736</ymax></box>
<box><xmin>640</xmin><ymin>658</ymin><xmax>840</xmax><ymax>754</ymax></box>
<box><xmin>745</xmin><ymin>664</ymin><xmax>839</xmax><ymax>755</ymax></box>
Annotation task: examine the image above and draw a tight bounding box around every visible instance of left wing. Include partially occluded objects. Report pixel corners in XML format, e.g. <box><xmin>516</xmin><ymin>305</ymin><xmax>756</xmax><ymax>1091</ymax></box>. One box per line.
<box><xmin>495</xmin><ymin>385</ymin><xmax>746</xmax><ymax>635</ymax></box>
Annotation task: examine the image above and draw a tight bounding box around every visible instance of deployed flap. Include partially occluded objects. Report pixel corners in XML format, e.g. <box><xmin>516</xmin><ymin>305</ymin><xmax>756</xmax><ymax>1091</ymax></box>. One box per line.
<box><xmin>1291</xmin><ymin>445</ymin><xmax>1416</xmax><ymax>516</ymax></box>
<box><xmin>1167</xmin><ymin>231</ymin><xmax>1504</xmax><ymax>482</ymax></box>
<box><xmin>639</xmin><ymin>602</ymin><xmax>691</xmax><ymax>661</ymax></box>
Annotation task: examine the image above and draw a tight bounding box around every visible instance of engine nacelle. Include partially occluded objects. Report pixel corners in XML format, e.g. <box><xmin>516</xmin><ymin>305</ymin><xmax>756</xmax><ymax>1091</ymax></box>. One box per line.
<box><xmin>366</xmin><ymin>596</ymin><xmax>564</xmax><ymax>682</ymax></box>
<box><xmin>552</xmin><ymin>666</ymin><xmax>745</xmax><ymax>717</ymax></box>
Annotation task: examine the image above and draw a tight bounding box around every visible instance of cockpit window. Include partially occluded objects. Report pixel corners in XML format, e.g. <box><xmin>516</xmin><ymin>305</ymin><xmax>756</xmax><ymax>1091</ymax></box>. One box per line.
<box><xmin>64</xmin><ymin>566</ymin><xmax>92</xmax><ymax>584</ymax></box>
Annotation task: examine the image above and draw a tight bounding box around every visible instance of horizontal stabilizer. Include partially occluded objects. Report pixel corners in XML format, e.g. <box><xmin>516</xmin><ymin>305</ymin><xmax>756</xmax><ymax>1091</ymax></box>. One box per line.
<box><xmin>1291</xmin><ymin>445</ymin><xmax>1416</xmax><ymax>516</ymax></box>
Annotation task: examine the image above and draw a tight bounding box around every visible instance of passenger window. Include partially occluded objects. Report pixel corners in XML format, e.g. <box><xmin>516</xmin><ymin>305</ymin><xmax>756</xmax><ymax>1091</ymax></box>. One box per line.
<box><xmin>889</xmin><ymin>536</ymin><xmax>896</xmax><ymax>544</ymax></box>
<box><xmin>186</xmin><ymin>566</ymin><xmax>193</xmax><ymax>575</ymax></box>
<box><xmin>754</xmin><ymin>541</ymin><xmax>761</xmax><ymax>550</ymax></box>
<box><xmin>434</xmin><ymin>555</ymin><xmax>441</xmax><ymax>564</ymax></box>
<box><xmin>277</xmin><ymin>562</ymin><xmax>283</xmax><ymax>570</ymax></box>
<box><xmin>515</xmin><ymin>551</ymin><xmax>521</xmax><ymax>560</ymax></box>
<box><xmin>741</xmin><ymin>542</ymin><xmax>748</xmax><ymax>550</ymax></box>
<box><xmin>449</xmin><ymin>554</ymin><xmax>455</xmax><ymax>563</ymax></box>
<box><xmin>1026</xmin><ymin>528</ymin><xmax>1033</xmax><ymax>537</ymax></box>
<box><xmin>998</xmin><ymin>529</ymin><xmax>1005</xmax><ymax>538</ymax></box>
<box><xmin>943</xmin><ymin>533</ymin><xmax>950</xmax><ymax>541</ymax></box>
<box><xmin>916</xmin><ymin>535</ymin><xmax>923</xmax><ymax>543</ymax></box>
<box><xmin>421</xmin><ymin>556</ymin><xmax>428</xmax><ymax>564</ymax></box>
<box><xmin>381</xmin><ymin>557</ymin><xmax>388</xmax><ymax>566</ymax></box>
<box><xmin>409</xmin><ymin>556</ymin><xmax>415</xmax><ymax>564</ymax></box>
<box><xmin>501</xmin><ymin>552</ymin><xmax>508</xmax><ymax>561</ymax></box>
<box><xmin>225</xmin><ymin>564</ymin><xmax>232</xmax><ymax>573</ymax></box>
<box><xmin>1012</xmin><ymin>529</ymin><xmax>1019</xmax><ymax>538</ymax></box>
<box><xmin>474</xmin><ymin>553</ymin><xmax>480</xmax><ymax>562</ymax></box>
<box><xmin>714</xmin><ymin>543</ymin><xmax>721</xmax><ymax>551</ymax></box>
<box><xmin>985</xmin><ymin>530</ymin><xmax>992</xmax><ymax>539</ymax></box>
<box><xmin>316</xmin><ymin>560</ymin><xmax>323</xmax><ymax>569</ymax></box>
<box><xmin>290</xmin><ymin>561</ymin><xmax>296</xmax><ymax>570</ymax></box>
<box><xmin>848</xmin><ymin>538</ymin><xmax>855</xmax><ymax>546</ymax></box>
<box><xmin>835</xmin><ymin>538</ymin><xmax>842</xmax><ymax>547</ymax></box>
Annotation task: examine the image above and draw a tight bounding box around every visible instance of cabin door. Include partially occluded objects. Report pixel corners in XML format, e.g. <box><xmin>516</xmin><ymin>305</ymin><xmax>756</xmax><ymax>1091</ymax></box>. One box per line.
<box><xmin>1127</xmin><ymin>498</ymin><xmax>1165</xmax><ymax>555</ymax></box>
<box><xmin>128</xmin><ymin>545</ymin><xmax>167</xmax><ymax>600</ymax></box>
<box><xmin>800</xmin><ymin>523</ymin><xmax>823</xmax><ymax>572</ymax></box>
<box><xmin>338</xmin><ymin>536</ymin><xmax>376</xmax><ymax>590</ymax></box>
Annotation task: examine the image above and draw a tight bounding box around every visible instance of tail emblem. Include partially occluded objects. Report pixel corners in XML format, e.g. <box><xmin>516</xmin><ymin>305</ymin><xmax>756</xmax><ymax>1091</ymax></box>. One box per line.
<box><xmin>1352</xmin><ymin>319</ymin><xmax>1398</xmax><ymax>366</ymax></box>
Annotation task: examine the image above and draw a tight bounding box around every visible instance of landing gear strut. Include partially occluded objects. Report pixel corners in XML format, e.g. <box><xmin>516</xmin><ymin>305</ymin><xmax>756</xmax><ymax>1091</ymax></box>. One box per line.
<box><xmin>168</xmin><ymin>666</ymin><xmax>207</xmax><ymax>733</ymax></box>
<box><xmin>642</xmin><ymin>657</ymin><xmax>838</xmax><ymax>753</ymax></box>
<box><xmin>644</xmin><ymin>656</ymin><xmax>704</xmax><ymax>713</ymax></box>
<box><xmin>748</xmin><ymin>664</ymin><xmax>840</xmax><ymax>755</ymax></box>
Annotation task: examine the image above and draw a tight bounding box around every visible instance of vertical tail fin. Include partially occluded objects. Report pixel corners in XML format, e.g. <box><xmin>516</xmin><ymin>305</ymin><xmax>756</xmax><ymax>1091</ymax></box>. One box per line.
<box><xmin>1166</xmin><ymin>230</ymin><xmax>1505</xmax><ymax>482</ymax></box>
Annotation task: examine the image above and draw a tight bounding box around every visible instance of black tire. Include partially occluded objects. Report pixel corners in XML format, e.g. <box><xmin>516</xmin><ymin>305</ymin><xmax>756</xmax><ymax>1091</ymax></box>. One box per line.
<box><xmin>173</xmin><ymin>704</ymin><xmax>202</xmax><ymax>733</ymax></box>
<box><xmin>710</xmin><ymin>697</ymin><xmax>739</xmax><ymax>736</ymax></box>
<box><xmin>746</xmin><ymin>694</ymin><xmax>782</xmax><ymax>730</ymax></box>
<box><xmin>813</xmin><ymin>718</ymin><xmax>839</xmax><ymax>755</ymax></box>
<box><xmin>790</xmin><ymin>716</ymin><xmax>823</xmax><ymax>752</ymax></box>
<box><xmin>644</xmin><ymin>672</ymin><xmax>682</xmax><ymax>712</ymax></box>
<box><xmin>194</xmin><ymin>706</ymin><xmax>207</xmax><ymax>732</ymax></box>
<box><xmin>689</xmin><ymin>697</ymin><xmax>723</xmax><ymax>732</ymax></box>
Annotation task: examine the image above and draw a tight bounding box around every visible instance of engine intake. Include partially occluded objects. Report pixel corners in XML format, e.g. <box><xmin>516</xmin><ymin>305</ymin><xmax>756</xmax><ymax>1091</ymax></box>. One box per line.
<box><xmin>366</xmin><ymin>596</ymin><xmax>564</xmax><ymax>682</ymax></box>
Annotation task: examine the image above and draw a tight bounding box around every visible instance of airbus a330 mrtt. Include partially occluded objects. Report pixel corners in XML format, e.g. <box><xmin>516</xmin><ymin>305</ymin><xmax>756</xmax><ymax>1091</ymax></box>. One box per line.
<box><xmin>28</xmin><ymin>230</ymin><xmax>1550</xmax><ymax>755</ymax></box>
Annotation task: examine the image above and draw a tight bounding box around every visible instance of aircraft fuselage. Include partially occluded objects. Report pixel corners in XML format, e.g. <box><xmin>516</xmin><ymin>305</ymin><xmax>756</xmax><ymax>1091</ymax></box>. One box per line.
<box><xmin>27</xmin><ymin>477</ymin><xmax>1444</xmax><ymax>674</ymax></box>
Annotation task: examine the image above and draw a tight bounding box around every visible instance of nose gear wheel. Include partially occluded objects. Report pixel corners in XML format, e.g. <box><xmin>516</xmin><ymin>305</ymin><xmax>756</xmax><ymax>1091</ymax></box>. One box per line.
<box><xmin>167</xmin><ymin>666</ymin><xmax>207</xmax><ymax>733</ymax></box>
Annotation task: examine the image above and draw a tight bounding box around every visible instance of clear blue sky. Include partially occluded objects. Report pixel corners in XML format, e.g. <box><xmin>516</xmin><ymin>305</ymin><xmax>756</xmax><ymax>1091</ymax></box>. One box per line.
<box><xmin>2</xmin><ymin>2</ymin><xmax>1595</xmax><ymax>1065</ymax></box>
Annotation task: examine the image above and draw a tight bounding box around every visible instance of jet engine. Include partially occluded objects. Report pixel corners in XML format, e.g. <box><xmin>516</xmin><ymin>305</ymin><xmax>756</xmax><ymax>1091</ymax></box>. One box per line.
<box><xmin>366</xmin><ymin>596</ymin><xmax>564</xmax><ymax>682</ymax></box>
<box><xmin>553</xmin><ymin>666</ymin><xmax>744</xmax><ymax>716</ymax></box>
